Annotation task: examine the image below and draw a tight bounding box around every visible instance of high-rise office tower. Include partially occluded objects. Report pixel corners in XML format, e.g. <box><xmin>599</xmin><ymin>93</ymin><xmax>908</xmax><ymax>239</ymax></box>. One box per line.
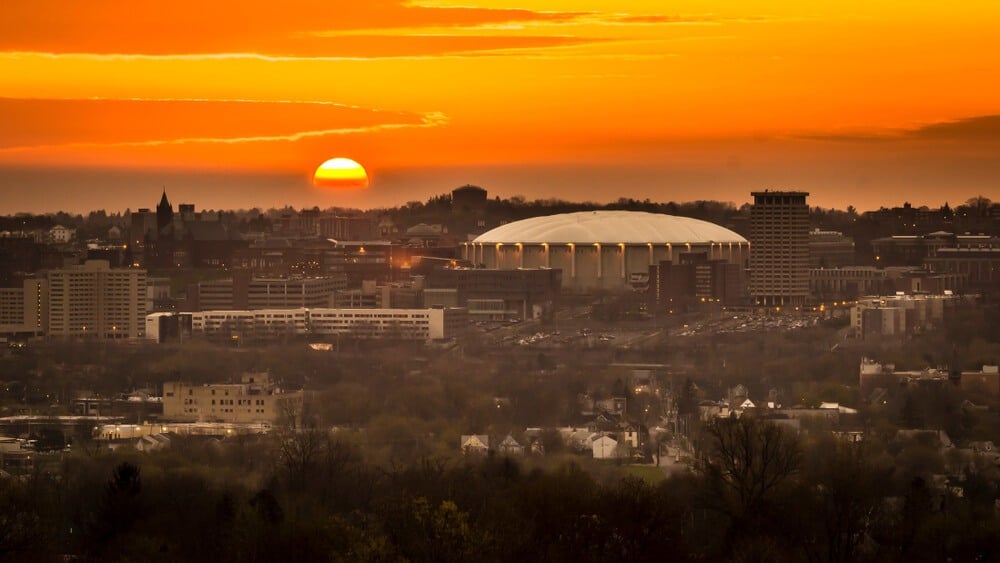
<box><xmin>749</xmin><ymin>190</ymin><xmax>810</xmax><ymax>307</ymax></box>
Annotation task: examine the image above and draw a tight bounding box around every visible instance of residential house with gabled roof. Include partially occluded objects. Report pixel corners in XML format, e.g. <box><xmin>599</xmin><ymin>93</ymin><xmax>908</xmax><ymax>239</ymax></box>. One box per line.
<box><xmin>592</xmin><ymin>434</ymin><xmax>621</xmax><ymax>459</ymax></box>
<box><xmin>460</xmin><ymin>434</ymin><xmax>489</xmax><ymax>456</ymax></box>
<box><xmin>134</xmin><ymin>433</ymin><xmax>171</xmax><ymax>452</ymax></box>
<box><xmin>587</xmin><ymin>412</ymin><xmax>620</xmax><ymax>433</ymax></box>
<box><xmin>621</xmin><ymin>424</ymin><xmax>642</xmax><ymax>449</ymax></box>
<box><xmin>497</xmin><ymin>434</ymin><xmax>524</xmax><ymax>457</ymax></box>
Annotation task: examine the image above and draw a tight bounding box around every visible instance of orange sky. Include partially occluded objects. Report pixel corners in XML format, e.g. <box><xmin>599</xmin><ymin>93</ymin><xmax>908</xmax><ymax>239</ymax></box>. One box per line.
<box><xmin>1</xmin><ymin>1</ymin><xmax>998</xmax><ymax>213</ymax></box>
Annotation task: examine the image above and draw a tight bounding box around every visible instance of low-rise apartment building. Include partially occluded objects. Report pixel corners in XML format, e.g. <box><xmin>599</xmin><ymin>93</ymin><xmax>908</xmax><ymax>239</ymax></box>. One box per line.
<box><xmin>162</xmin><ymin>372</ymin><xmax>303</xmax><ymax>425</ymax></box>
<box><xmin>157</xmin><ymin>306</ymin><xmax>467</xmax><ymax>342</ymax></box>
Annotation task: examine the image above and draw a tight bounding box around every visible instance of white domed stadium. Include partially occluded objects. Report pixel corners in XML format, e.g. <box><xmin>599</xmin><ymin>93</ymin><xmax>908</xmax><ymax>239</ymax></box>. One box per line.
<box><xmin>462</xmin><ymin>211</ymin><xmax>748</xmax><ymax>291</ymax></box>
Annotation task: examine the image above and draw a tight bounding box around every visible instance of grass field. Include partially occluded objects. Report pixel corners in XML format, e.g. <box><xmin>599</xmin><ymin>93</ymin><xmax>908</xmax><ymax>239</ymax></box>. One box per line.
<box><xmin>622</xmin><ymin>464</ymin><xmax>667</xmax><ymax>484</ymax></box>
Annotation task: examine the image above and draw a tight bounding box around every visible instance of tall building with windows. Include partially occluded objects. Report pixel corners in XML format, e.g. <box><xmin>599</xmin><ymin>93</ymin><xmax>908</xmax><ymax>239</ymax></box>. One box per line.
<box><xmin>749</xmin><ymin>191</ymin><xmax>810</xmax><ymax>306</ymax></box>
<box><xmin>0</xmin><ymin>279</ymin><xmax>48</xmax><ymax>338</ymax></box>
<box><xmin>47</xmin><ymin>260</ymin><xmax>146</xmax><ymax>339</ymax></box>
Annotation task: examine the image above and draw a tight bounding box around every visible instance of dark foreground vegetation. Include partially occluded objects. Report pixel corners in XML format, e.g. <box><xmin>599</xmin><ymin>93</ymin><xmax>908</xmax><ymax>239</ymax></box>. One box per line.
<box><xmin>3</xmin><ymin>414</ymin><xmax>998</xmax><ymax>563</ymax></box>
<box><xmin>2</xmin><ymin>302</ymin><xmax>998</xmax><ymax>562</ymax></box>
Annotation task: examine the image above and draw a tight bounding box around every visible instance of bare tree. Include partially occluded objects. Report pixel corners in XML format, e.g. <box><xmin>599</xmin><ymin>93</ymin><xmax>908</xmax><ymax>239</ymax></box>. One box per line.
<box><xmin>279</xmin><ymin>428</ymin><xmax>325</xmax><ymax>490</ymax></box>
<box><xmin>700</xmin><ymin>415</ymin><xmax>801</xmax><ymax>552</ymax></box>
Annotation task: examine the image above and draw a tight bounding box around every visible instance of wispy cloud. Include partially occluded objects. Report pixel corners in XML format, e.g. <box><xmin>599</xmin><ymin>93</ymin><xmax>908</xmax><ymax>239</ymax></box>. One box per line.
<box><xmin>910</xmin><ymin>115</ymin><xmax>1000</xmax><ymax>142</ymax></box>
<box><xmin>800</xmin><ymin>115</ymin><xmax>1000</xmax><ymax>144</ymax></box>
<box><xmin>1</xmin><ymin>3</ymin><xmax>771</xmax><ymax>59</ymax></box>
<box><xmin>0</xmin><ymin>97</ymin><xmax>446</xmax><ymax>151</ymax></box>
<box><xmin>0</xmin><ymin>1</ymin><xmax>587</xmax><ymax>57</ymax></box>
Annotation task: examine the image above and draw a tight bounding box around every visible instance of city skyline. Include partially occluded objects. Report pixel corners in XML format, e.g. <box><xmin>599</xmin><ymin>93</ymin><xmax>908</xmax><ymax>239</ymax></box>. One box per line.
<box><xmin>2</xmin><ymin>1</ymin><xmax>1000</xmax><ymax>214</ymax></box>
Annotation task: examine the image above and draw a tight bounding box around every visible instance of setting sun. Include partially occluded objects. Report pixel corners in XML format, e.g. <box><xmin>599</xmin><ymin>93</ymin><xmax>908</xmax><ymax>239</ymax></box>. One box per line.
<box><xmin>313</xmin><ymin>157</ymin><xmax>369</xmax><ymax>189</ymax></box>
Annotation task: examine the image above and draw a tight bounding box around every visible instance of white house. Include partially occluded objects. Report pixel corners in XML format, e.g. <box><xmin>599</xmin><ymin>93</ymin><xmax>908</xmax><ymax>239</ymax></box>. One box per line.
<box><xmin>592</xmin><ymin>435</ymin><xmax>620</xmax><ymax>459</ymax></box>
<box><xmin>622</xmin><ymin>425</ymin><xmax>641</xmax><ymax>449</ymax></box>
<box><xmin>50</xmin><ymin>225</ymin><xmax>75</xmax><ymax>243</ymax></box>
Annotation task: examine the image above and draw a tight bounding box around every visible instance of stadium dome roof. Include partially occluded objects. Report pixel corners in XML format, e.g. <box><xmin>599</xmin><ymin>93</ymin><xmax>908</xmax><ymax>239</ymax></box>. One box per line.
<box><xmin>473</xmin><ymin>211</ymin><xmax>746</xmax><ymax>245</ymax></box>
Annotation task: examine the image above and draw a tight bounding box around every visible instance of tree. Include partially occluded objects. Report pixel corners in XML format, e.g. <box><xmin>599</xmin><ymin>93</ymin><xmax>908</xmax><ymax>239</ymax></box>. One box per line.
<box><xmin>0</xmin><ymin>481</ymin><xmax>51</xmax><ymax>562</ymax></box>
<box><xmin>700</xmin><ymin>415</ymin><xmax>801</xmax><ymax>553</ymax></box>
<box><xmin>380</xmin><ymin>497</ymin><xmax>492</xmax><ymax>563</ymax></box>
<box><xmin>84</xmin><ymin>462</ymin><xmax>145</xmax><ymax>560</ymax></box>
<box><xmin>965</xmin><ymin>196</ymin><xmax>992</xmax><ymax>216</ymax></box>
<box><xmin>795</xmin><ymin>438</ymin><xmax>891</xmax><ymax>563</ymax></box>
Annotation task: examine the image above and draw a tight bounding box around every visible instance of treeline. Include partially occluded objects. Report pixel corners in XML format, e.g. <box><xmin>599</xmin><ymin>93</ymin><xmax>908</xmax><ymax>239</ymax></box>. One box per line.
<box><xmin>2</xmin><ymin>415</ymin><xmax>998</xmax><ymax>562</ymax></box>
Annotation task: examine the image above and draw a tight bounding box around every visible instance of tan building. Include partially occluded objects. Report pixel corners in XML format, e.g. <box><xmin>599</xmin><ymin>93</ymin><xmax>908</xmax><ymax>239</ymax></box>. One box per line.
<box><xmin>185</xmin><ymin>273</ymin><xmax>347</xmax><ymax>311</ymax></box>
<box><xmin>47</xmin><ymin>260</ymin><xmax>146</xmax><ymax>339</ymax></box>
<box><xmin>162</xmin><ymin>372</ymin><xmax>304</xmax><ymax>425</ymax></box>
<box><xmin>749</xmin><ymin>191</ymin><xmax>810</xmax><ymax>306</ymax></box>
<box><xmin>49</xmin><ymin>225</ymin><xmax>75</xmax><ymax>243</ymax></box>
<box><xmin>0</xmin><ymin>278</ymin><xmax>48</xmax><ymax>338</ymax></box>
<box><xmin>850</xmin><ymin>293</ymin><xmax>958</xmax><ymax>339</ymax></box>
<box><xmin>808</xmin><ymin>228</ymin><xmax>855</xmax><ymax>268</ymax></box>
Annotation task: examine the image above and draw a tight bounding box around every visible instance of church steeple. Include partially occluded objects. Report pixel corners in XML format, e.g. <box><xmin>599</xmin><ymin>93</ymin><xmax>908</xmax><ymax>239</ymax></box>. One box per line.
<box><xmin>156</xmin><ymin>188</ymin><xmax>173</xmax><ymax>232</ymax></box>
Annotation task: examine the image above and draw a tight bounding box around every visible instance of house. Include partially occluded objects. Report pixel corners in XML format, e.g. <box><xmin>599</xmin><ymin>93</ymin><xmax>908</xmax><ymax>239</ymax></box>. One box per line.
<box><xmin>592</xmin><ymin>435</ymin><xmax>620</xmax><ymax>459</ymax></box>
<box><xmin>595</xmin><ymin>396</ymin><xmax>627</xmax><ymax>415</ymax></box>
<box><xmin>527</xmin><ymin>438</ymin><xmax>545</xmax><ymax>455</ymax></box>
<box><xmin>134</xmin><ymin>433</ymin><xmax>171</xmax><ymax>452</ymax></box>
<box><xmin>587</xmin><ymin>413</ymin><xmax>620</xmax><ymax>433</ymax></box>
<box><xmin>698</xmin><ymin>400</ymin><xmax>731</xmax><ymax>420</ymax></box>
<box><xmin>0</xmin><ymin>437</ymin><xmax>35</xmax><ymax>475</ymax></box>
<box><xmin>557</xmin><ymin>427</ymin><xmax>596</xmax><ymax>453</ymax></box>
<box><xmin>728</xmin><ymin>384</ymin><xmax>748</xmax><ymax>403</ymax></box>
<box><xmin>497</xmin><ymin>434</ymin><xmax>524</xmax><ymax>457</ymax></box>
<box><xmin>460</xmin><ymin>434</ymin><xmax>489</xmax><ymax>456</ymax></box>
<box><xmin>622</xmin><ymin>424</ymin><xmax>641</xmax><ymax>449</ymax></box>
<box><xmin>50</xmin><ymin>225</ymin><xmax>75</xmax><ymax>243</ymax></box>
<box><xmin>522</xmin><ymin>428</ymin><xmax>546</xmax><ymax>455</ymax></box>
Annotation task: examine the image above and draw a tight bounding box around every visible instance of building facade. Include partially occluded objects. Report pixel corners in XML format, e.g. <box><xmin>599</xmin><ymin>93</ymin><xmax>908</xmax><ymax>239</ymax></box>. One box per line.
<box><xmin>307</xmin><ymin>307</ymin><xmax>466</xmax><ymax>340</ymax></box>
<box><xmin>423</xmin><ymin>267</ymin><xmax>561</xmax><ymax>320</ymax></box>
<box><xmin>808</xmin><ymin>229</ymin><xmax>855</xmax><ymax>268</ymax></box>
<box><xmin>810</xmin><ymin>266</ymin><xmax>967</xmax><ymax>301</ymax></box>
<box><xmin>173</xmin><ymin>306</ymin><xmax>467</xmax><ymax>342</ymax></box>
<box><xmin>648</xmin><ymin>254</ymin><xmax>745</xmax><ymax>309</ymax></box>
<box><xmin>465</xmin><ymin>211</ymin><xmax>748</xmax><ymax>292</ymax></box>
<box><xmin>46</xmin><ymin>260</ymin><xmax>146</xmax><ymax>339</ymax></box>
<box><xmin>850</xmin><ymin>294</ymin><xmax>959</xmax><ymax>339</ymax></box>
<box><xmin>925</xmin><ymin>247</ymin><xmax>1000</xmax><ymax>294</ymax></box>
<box><xmin>860</xmin><ymin>359</ymin><xmax>1000</xmax><ymax>397</ymax></box>
<box><xmin>162</xmin><ymin>372</ymin><xmax>303</xmax><ymax>424</ymax></box>
<box><xmin>184</xmin><ymin>273</ymin><xmax>347</xmax><ymax>311</ymax></box>
<box><xmin>749</xmin><ymin>191</ymin><xmax>810</xmax><ymax>306</ymax></box>
<box><xmin>0</xmin><ymin>279</ymin><xmax>48</xmax><ymax>338</ymax></box>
